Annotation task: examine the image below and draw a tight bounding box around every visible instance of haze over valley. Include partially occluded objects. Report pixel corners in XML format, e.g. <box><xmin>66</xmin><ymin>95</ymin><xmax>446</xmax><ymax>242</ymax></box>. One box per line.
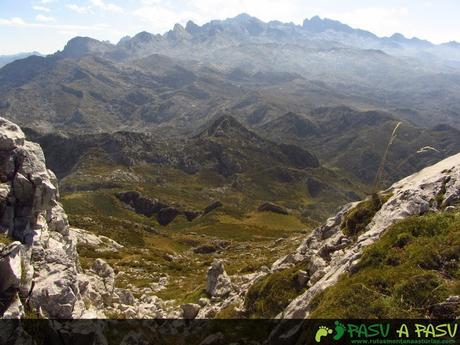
<box><xmin>0</xmin><ymin>8</ymin><xmax>459</xmax><ymax>339</ymax></box>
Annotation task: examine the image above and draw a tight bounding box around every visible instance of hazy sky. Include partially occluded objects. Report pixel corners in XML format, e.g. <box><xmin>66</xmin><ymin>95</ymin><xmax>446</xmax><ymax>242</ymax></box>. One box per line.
<box><xmin>1</xmin><ymin>0</ymin><xmax>459</xmax><ymax>55</ymax></box>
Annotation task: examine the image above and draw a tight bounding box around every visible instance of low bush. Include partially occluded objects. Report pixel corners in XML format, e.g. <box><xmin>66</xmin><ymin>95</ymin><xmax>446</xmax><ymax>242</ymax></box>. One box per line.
<box><xmin>244</xmin><ymin>263</ymin><xmax>309</xmax><ymax>318</ymax></box>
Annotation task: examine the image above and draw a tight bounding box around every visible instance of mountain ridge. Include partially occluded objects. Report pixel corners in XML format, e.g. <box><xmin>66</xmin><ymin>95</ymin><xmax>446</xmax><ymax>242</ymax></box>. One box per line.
<box><xmin>2</xmin><ymin>14</ymin><xmax>460</xmax><ymax>133</ymax></box>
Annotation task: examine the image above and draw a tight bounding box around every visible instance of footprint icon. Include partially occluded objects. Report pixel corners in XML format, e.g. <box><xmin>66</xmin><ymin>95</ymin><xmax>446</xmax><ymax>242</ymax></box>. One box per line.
<box><xmin>315</xmin><ymin>326</ymin><xmax>333</xmax><ymax>343</ymax></box>
<box><xmin>333</xmin><ymin>321</ymin><xmax>346</xmax><ymax>341</ymax></box>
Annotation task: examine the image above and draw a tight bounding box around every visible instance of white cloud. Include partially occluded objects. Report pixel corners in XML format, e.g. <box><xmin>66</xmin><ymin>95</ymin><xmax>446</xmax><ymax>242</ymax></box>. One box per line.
<box><xmin>90</xmin><ymin>0</ymin><xmax>124</xmax><ymax>13</ymax></box>
<box><xmin>0</xmin><ymin>17</ymin><xmax>26</xmax><ymax>26</ymax></box>
<box><xmin>67</xmin><ymin>1</ymin><xmax>123</xmax><ymax>15</ymax></box>
<box><xmin>66</xmin><ymin>4</ymin><xmax>90</xmax><ymax>14</ymax></box>
<box><xmin>33</xmin><ymin>5</ymin><xmax>51</xmax><ymax>12</ymax></box>
<box><xmin>36</xmin><ymin>14</ymin><xmax>56</xmax><ymax>23</ymax></box>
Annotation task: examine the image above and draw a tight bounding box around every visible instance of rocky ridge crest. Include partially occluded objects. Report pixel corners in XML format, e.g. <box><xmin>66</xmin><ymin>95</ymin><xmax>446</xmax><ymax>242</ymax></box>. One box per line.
<box><xmin>272</xmin><ymin>151</ymin><xmax>460</xmax><ymax>318</ymax></box>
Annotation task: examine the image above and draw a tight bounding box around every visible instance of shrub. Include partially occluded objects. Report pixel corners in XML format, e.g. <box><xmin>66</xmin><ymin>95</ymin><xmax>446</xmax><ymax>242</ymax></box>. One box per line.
<box><xmin>342</xmin><ymin>193</ymin><xmax>390</xmax><ymax>238</ymax></box>
<box><xmin>244</xmin><ymin>263</ymin><xmax>308</xmax><ymax>318</ymax></box>
<box><xmin>385</xmin><ymin>248</ymin><xmax>403</xmax><ymax>266</ymax></box>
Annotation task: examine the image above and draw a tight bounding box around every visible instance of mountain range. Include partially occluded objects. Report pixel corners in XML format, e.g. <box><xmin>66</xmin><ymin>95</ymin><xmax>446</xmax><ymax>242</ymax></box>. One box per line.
<box><xmin>0</xmin><ymin>13</ymin><xmax>459</xmax><ymax>326</ymax></box>
<box><xmin>1</xmin><ymin>14</ymin><xmax>460</xmax><ymax>134</ymax></box>
<box><xmin>1</xmin><ymin>14</ymin><xmax>459</xmax><ymax>194</ymax></box>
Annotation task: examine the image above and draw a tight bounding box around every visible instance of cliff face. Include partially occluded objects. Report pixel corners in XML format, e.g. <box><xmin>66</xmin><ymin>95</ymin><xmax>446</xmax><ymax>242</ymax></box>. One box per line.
<box><xmin>0</xmin><ymin>117</ymin><xmax>89</xmax><ymax>318</ymax></box>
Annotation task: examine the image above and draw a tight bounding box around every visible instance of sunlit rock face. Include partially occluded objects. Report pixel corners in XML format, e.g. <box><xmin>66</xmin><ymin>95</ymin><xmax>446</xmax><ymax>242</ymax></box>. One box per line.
<box><xmin>275</xmin><ymin>152</ymin><xmax>460</xmax><ymax>319</ymax></box>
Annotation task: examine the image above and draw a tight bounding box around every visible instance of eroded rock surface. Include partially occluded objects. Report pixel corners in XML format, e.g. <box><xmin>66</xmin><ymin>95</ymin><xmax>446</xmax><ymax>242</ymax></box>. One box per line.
<box><xmin>0</xmin><ymin>117</ymin><xmax>187</xmax><ymax>321</ymax></box>
<box><xmin>206</xmin><ymin>259</ymin><xmax>232</xmax><ymax>297</ymax></box>
<box><xmin>0</xmin><ymin>117</ymin><xmax>87</xmax><ymax>318</ymax></box>
<box><xmin>274</xmin><ymin>152</ymin><xmax>460</xmax><ymax>318</ymax></box>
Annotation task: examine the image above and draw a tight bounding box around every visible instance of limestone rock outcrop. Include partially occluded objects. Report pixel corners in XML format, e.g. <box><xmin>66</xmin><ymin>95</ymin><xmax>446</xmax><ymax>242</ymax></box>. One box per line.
<box><xmin>272</xmin><ymin>152</ymin><xmax>460</xmax><ymax>318</ymax></box>
<box><xmin>0</xmin><ymin>242</ymin><xmax>24</xmax><ymax>318</ymax></box>
<box><xmin>0</xmin><ymin>117</ymin><xmax>177</xmax><ymax>321</ymax></box>
<box><xmin>0</xmin><ymin>117</ymin><xmax>128</xmax><ymax>319</ymax></box>
<box><xmin>115</xmin><ymin>190</ymin><xmax>200</xmax><ymax>226</ymax></box>
<box><xmin>205</xmin><ymin>259</ymin><xmax>232</xmax><ymax>297</ymax></box>
<box><xmin>0</xmin><ymin>117</ymin><xmax>87</xmax><ymax>318</ymax></box>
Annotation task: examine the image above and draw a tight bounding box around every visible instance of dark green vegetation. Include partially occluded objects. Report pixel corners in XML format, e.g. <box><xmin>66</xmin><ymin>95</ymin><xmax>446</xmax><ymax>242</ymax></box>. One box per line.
<box><xmin>309</xmin><ymin>211</ymin><xmax>460</xmax><ymax>318</ymax></box>
<box><xmin>342</xmin><ymin>193</ymin><xmax>392</xmax><ymax>238</ymax></box>
<box><xmin>30</xmin><ymin>116</ymin><xmax>365</xmax><ymax>222</ymax></box>
<box><xmin>244</xmin><ymin>263</ymin><xmax>309</xmax><ymax>318</ymax></box>
<box><xmin>55</xmin><ymin>118</ymin><xmax>338</xmax><ymax>303</ymax></box>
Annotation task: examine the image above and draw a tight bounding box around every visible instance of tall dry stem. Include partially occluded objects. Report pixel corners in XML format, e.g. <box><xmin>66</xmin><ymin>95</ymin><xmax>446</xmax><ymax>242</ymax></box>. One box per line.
<box><xmin>373</xmin><ymin>121</ymin><xmax>402</xmax><ymax>192</ymax></box>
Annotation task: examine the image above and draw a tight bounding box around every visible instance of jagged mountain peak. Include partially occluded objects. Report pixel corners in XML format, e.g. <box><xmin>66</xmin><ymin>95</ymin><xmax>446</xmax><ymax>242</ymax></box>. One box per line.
<box><xmin>233</xmin><ymin>13</ymin><xmax>253</xmax><ymax>20</ymax></box>
<box><xmin>229</xmin><ymin>13</ymin><xmax>262</xmax><ymax>23</ymax></box>
<box><xmin>194</xmin><ymin>13</ymin><xmax>266</xmax><ymax>36</ymax></box>
<box><xmin>388</xmin><ymin>32</ymin><xmax>433</xmax><ymax>47</ymax></box>
<box><xmin>185</xmin><ymin>20</ymin><xmax>200</xmax><ymax>34</ymax></box>
<box><xmin>441</xmin><ymin>41</ymin><xmax>460</xmax><ymax>48</ymax></box>
<box><xmin>59</xmin><ymin>36</ymin><xmax>113</xmax><ymax>58</ymax></box>
<box><xmin>304</xmin><ymin>15</ymin><xmax>354</xmax><ymax>33</ymax></box>
<box><xmin>166</xmin><ymin>23</ymin><xmax>191</xmax><ymax>40</ymax></box>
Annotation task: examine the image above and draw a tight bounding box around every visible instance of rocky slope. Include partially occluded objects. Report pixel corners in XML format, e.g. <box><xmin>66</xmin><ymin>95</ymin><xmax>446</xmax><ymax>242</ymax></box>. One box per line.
<box><xmin>1</xmin><ymin>114</ymin><xmax>458</xmax><ymax>325</ymax></box>
<box><xmin>0</xmin><ymin>117</ymin><xmax>182</xmax><ymax>319</ymax></box>
<box><xmin>0</xmin><ymin>117</ymin><xmax>300</xmax><ymax>323</ymax></box>
<box><xmin>0</xmin><ymin>116</ymin><xmax>87</xmax><ymax>318</ymax></box>
<box><xmin>268</xmin><ymin>151</ymin><xmax>460</xmax><ymax>319</ymax></box>
<box><xmin>167</xmin><ymin>149</ymin><xmax>460</xmax><ymax>323</ymax></box>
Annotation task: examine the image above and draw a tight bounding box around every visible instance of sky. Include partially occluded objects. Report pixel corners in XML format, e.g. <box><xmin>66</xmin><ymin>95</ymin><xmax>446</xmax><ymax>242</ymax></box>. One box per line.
<box><xmin>1</xmin><ymin>0</ymin><xmax>460</xmax><ymax>55</ymax></box>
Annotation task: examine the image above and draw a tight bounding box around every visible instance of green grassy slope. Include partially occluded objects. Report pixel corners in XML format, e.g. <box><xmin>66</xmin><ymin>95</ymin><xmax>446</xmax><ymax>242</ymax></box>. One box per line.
<box><xmin>309</xmin><ymin>211</ymin><xmax>460</xmax><ymax>318</ymax></box>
